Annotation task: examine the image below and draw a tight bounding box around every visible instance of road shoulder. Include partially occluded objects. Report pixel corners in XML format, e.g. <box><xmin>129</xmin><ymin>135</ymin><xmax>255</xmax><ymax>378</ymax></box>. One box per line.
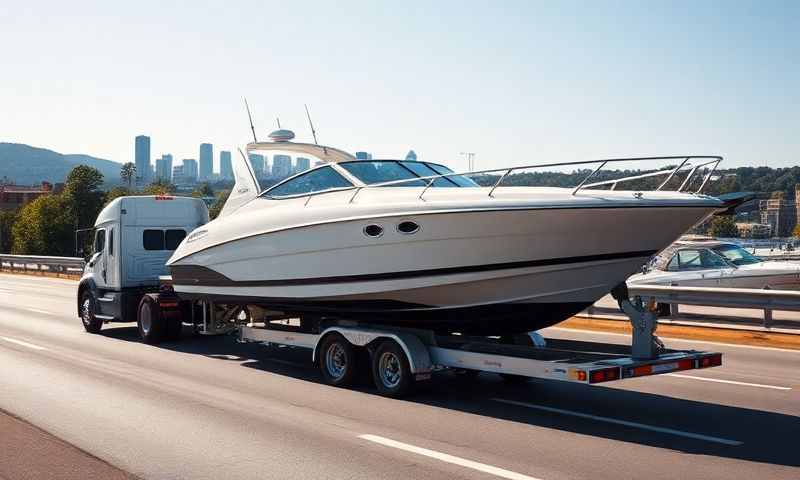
<box><xmin>0</xmin><ymin>409</ymin><xmax>135</xmax><ymax>480</ymax></box>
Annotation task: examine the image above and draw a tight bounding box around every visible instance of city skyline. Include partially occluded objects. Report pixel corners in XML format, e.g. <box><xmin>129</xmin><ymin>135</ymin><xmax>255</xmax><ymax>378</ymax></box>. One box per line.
<box><xmin>2</xmin><ymin>2</ymin><xmax>797</xmax><ymax>172</ymax></box>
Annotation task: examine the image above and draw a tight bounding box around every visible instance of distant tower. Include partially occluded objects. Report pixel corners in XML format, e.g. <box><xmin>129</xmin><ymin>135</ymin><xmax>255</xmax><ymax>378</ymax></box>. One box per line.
<box><xmin>248</xmin><ymin>154</ymin><xmax>265</xmax><ymax>177</ymax></box>
<box><xmin>295</xmin><ymin>157</ymin><xmax>311</xmax><ymax>173</ymax></box>
<box><xmin>220</xmin><ymin>151</ymin><xmax>233</xmax><ymax>180</ymax></box>
<box><xmin>199</xmin><ymin>143</ymin><xmax>213</xmax><ymax>180</ymax></box>
<box><xmin>135</xmin><ymin>135</ymin><xmax>151</xmax><ymax>184</ymax></box>
<box><xmin>182</xmin><ymin>159</ymin><xmax>198</xmax><ymax>183</ymax></box>
<box><xmin>405</xmin><ymin>150</ymin><xmax>417</xmax><ymax>161</ymax></box>
<box><xmin>272</xmin><ymin>155</ymin><xmax>292</xmax><ymax>178</ymax></box>
<box><xmin>155</xmin><ymin>154</ymin><xmax>173</xmax><ymax>182</ymax></box>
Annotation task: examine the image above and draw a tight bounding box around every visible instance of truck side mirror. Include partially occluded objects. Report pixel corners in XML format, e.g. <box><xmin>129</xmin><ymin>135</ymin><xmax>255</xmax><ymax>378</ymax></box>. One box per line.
<box><xmin>87</xmin><ymin>252</ymin><xmax>101</xmax><ymax>267</ymax></box>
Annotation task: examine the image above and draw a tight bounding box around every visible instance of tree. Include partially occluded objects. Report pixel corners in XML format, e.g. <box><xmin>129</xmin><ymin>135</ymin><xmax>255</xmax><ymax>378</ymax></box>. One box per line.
<box><xmin>120</xmin><ymin>162</ymin><xmax>136</xmax><ymax>189</ymax></box>
<box><xmin>708</xmin><ymin>216</ymin><xmax>739</xmax><ymax>238</ymax></box>
<box><xmin>11</xmin><ymin>195</ymin><xmax>73</xmax><ymax>255</ymax></box>
<box><xmin>143</xmin><ymin>179</ymin><xmax>176</xmax><ymax>195</ymax></box>
<box><xmin>105</xmin><ymin>186</ymin><xmax>134</xmax><ymax>205</ymax></box>
<box><xmin>208</xmin><ymin>190</ymin><xmax>230</xmax><ymax>220</ymax></box>
<box><xmin>192</xmin><ymin>182</ymin><xmax>214</xmax><ymax>198</ymax></box>
<box><xmin>0</xmin><ymin>209</ymin><xmax>18</xmax><ymax>253</ymax></box>
<box><xmin>63</xmin><ymin>165</ymin><xmax>105</xmax><ymax>233</ymax></box>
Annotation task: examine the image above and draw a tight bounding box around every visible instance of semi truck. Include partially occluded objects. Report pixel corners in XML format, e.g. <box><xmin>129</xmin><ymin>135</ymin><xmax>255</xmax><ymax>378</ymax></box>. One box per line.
<box><xmin>78</xmin><ymin>195</ymin><xmax>722</xmax><ymax>397</ymax></box>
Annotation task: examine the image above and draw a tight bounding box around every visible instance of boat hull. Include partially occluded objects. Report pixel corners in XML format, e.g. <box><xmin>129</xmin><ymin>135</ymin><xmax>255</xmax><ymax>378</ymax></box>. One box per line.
<box><xmin>170</xmin><ymin>204</ymin><xmax>715</xmax><ymax>334</ymax></box>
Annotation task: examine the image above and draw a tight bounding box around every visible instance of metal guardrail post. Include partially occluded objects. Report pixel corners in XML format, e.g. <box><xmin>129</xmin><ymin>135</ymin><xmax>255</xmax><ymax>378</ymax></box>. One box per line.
<box><xmin>764</xmin><ymin>308</ymin><xmax>773</xmax><ymax>329</ymax></box>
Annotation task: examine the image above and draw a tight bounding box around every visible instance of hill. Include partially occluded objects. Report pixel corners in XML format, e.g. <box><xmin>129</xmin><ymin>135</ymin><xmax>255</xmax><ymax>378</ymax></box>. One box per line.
<box><xmin>0</xmin><ymin>143</ymin><xmax>121</xmax><ymax>185</ymax></box>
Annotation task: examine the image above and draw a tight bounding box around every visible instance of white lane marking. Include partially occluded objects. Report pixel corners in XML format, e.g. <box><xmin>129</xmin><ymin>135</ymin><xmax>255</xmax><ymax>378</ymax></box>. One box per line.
<box><xmin>358</xmin><ymin>434</ymin><xmax>542</xmax><ymax>480</ymax></box>
<box><xmin>0</xmin><ymin>336</ymin><xmax>48</xmax><ymax>351</ymax></box>
<box><xmin>27</xmin><ymin>308</ymin><xmax>55</xmax><ymax>316</ymax></box>
<box><xmin>667</xmin><ymin>373</ymin><xmax>791</xmax><ymax>391</ymax></box>
<box><xmin>492</xmin><ymin>398</ymin><xmax>742</xmax><ymax>446</ymax></box>
<box><xmin>549</xmin><ymin>327</ymin><xmax>800</xmax><ymax>354</ymax></box>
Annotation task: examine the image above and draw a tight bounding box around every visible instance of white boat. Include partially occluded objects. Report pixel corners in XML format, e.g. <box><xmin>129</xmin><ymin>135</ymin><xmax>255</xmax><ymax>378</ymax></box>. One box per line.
<box><xmin>628</xmin><ymin>237</ymin><xmax>800</xmax><ymax>290</ymax></box>
<box><xmin>167</xmin><ymin>131</ymin><xmax>727</xmax><ymax>334</ymax></box>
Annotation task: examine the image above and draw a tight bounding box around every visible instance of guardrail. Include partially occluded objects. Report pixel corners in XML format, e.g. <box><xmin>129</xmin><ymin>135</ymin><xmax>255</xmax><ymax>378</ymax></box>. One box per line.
<box><xmin>0</xmin><ymin>254</ymin><xmax>85</xmax><ymax>275</ymax></box>
<box><xmin>623</xmin><ymin>284</ymin><xmax>800</xmax><ymax>329</ymax></box>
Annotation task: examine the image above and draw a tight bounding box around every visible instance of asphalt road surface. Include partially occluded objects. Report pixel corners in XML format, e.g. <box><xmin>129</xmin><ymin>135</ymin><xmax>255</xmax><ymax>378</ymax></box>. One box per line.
<box><xmin>1</xmin><ymin>273</ymin><xmax>798</xmax><ymax>480</ymax></box>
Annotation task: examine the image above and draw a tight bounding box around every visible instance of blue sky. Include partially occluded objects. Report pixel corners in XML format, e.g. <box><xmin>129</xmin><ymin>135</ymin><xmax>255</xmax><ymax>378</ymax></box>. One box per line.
<box><xmin>1</xmin><ymin>0</ymin><xmax>797</xmax><ymax>173</ymax></box>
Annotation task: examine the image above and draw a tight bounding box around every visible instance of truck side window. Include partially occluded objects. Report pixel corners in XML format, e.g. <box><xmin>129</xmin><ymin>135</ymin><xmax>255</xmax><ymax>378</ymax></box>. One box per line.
<box><xmin>94</xmin><ymin>229</ymin><xmax>105</xmax><ymax>253</ymax></box>
<box><xmin>143</xmin><ymin>230</ymin><xmax>165</xmax><ymax>250</ymax></box>
<box><xmin>165</xmin><ymin>229</ymin><xmax>187</xmax><ymax>250</ymax></box>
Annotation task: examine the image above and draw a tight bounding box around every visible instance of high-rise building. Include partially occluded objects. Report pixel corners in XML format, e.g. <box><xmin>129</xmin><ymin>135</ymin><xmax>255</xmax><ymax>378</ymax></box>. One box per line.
<box><xmin>248</xmin><ymin>154</ymin><xmax>265</xmax><ymax>176</ymax></box>
<box><xmin>172</xmin><ymin>165</ymin><xmax>185</xmax><ymax>185</ymax></box>
<box><xmin>220</xmin><ymin>151</ymin><xmax>233</xmax><ymax>180</ymax></box>
<box><xmin>135</xmin><ymin>135</ymin><xmax>151</xmax><ymax>184</ymax></box>
<box><xmin>182</xmin><ymin>159</ymin><xmax>198</xmax><ymax>183</ymax></box>
<box><xmin>295</xmin><ymin>157</ymin><xmax>311</xmax><ymax>173</ymax></box>
<box><xmin>355</xmin><ymin>151</ymin><xmax>372</xmax><ymax>160</ymax></box>
<box><xmin>155</xmin><ymin>154</ymin><xmax>173</xmax><ymax>182</ymax></box>
<box><xmin>199</xmin><ymin>143</ymin><xmax>213</xmax><ymax>180</ymax></box>
<box><xmin>405</xmin><ymin>150</ymin><xmax>417</xmax><ymax>161</ymax></box>
<box><xmin>272</xmin><ymin>155</ymin><xmax>292</xmax><ymax>178</ymax></box>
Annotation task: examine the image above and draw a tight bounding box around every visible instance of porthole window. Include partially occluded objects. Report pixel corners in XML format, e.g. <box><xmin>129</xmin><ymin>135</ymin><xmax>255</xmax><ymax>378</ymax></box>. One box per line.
<box><xmin>364</xmin><ymin>224</ymin><xmax>383</xmax><ymax>238</ymax></box>
<box><xmin>397</xmin><ymin>221</ymin><xmax>420</xmax><ymax>234</ymax></box>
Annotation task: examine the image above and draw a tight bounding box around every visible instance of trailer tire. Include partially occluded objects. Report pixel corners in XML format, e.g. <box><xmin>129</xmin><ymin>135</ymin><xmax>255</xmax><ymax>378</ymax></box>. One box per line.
<box><xmin>80</xmin><ymin>290</ymin><xmax>103</xmax><ymax>334</ymax></box>
<box><xmin>318</xmin><ymin>333</ymin><xmax>359</xmax><ymax>388</ymax></box>
<box><xmin>372</xmin><ymin>340</ymin><xmax>415</xmax><ymax>398</ymax></box>
<box><xmin>137</xmin><ymin>295</ymin><xmax>166</xmax><ymax>344</ymax></box>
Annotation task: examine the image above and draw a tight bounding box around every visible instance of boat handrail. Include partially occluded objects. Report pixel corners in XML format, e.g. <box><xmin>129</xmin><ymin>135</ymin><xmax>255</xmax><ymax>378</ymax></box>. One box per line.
<box><xmin>270</xmin><ymin>155</ymin><xmax>722</xmax><ymax>205</ymax></box>
<box><xmin>358</xmin><ymin>155</ymin><xmax>722</xmax><ymax>200</ymax></box>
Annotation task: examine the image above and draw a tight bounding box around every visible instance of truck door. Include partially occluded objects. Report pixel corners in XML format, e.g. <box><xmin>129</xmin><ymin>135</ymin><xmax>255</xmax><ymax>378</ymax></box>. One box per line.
<box><xmin>91</xmin><ymin>228</ymin><xmax>108</xmax><ymax>289</ymax></box>
<box><xmin>104</xmin><ymin>227</ymin><xmax>118</xmax><ymax>288</ymax></box>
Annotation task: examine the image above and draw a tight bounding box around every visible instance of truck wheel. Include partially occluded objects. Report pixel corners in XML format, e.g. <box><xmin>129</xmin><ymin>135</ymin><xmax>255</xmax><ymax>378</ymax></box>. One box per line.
<box><xmin>138</xmin><ymin>295</ymin><xmax>165</xmax><ymax>344</ymax></box>
<box><xmin>80</xmin><ymin>290</ymin><xmax>103</xmax><ymax>334</ymax></box>
<box><xmin>318</xmin><ymin>333</ymin><xmax>359</xmax><ymax>388</ymax></box>
<box><xmin>372</xmin><ymin>340</ymin><xmax>414</xmax><ymax>398</ymax></box>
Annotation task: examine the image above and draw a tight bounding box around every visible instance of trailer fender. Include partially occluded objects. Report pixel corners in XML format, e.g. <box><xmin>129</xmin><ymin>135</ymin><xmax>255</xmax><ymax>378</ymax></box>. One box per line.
<box><xmin>313</xmin><ymin>327</ymin><xmax>432</xmax><ymax>375</ymax></box>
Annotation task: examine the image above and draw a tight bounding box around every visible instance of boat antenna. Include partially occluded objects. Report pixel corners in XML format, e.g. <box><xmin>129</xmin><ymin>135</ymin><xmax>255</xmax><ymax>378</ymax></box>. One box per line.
<box><xmin>305</xmin><ymin>104</ymin><xmax>319</xmax><ymax>145</ymax></box>
<box><xmin>244</xmin><ymin>97</ymin><xmax>258</xmax><ymax>143</ymax></box>
<box><xmin>276</xmin><ymin>118</ymin><xmax>281</xmax><ymax>129</ymax></box>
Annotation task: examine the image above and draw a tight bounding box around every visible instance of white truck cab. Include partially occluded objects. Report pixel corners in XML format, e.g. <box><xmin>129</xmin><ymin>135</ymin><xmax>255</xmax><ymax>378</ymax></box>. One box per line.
<box><xmin>78</xmin><ymin>195</ymin><xmax>209</xmax><ymax>332</ymax></box>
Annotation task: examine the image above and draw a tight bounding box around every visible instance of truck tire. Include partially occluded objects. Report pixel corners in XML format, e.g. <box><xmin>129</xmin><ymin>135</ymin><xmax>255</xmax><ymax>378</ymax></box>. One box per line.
<box><xmin>80</xmin><ymin>290</ymin><xmax>103</xmax><ymax>334</ymax></box>
<box><xmin>372</xmin><ymin>340</ymin><xmax>415</xmax><ymax>398</ymax></box>
<box><xmin>137</xmin><ymin>295</ymin><xmax>166</xmax><ymax>344</ymax></box>
<box><xmin>318</xmin><ymin>333</ymin><xmax>359</xmax><ymax>388</ymax></box>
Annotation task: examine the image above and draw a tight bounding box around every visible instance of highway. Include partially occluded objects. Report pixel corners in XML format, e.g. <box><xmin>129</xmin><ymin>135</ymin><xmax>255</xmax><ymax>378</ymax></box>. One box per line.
<box><xmin>0</xmin><ymin>273</ymin><xmax>798</xmax><ymax>480</ymax></box>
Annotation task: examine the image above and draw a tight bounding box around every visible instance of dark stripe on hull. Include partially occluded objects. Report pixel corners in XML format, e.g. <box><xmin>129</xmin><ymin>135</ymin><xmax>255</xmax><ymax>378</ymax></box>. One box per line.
<box><xmin>171</xmin><ymin>249</ymin><xmax>657</xmax><ymax>287</ymax></box>
<box><xmin>173</xmin><ymin>292</ymin><xmax>592</xmax><ymax>334</ymax></box>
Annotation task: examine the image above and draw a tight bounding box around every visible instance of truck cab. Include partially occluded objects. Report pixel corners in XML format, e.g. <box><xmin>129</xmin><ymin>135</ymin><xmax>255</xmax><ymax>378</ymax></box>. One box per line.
<box><xmin>78</xmin><ymin>195</ymin><xmax>209</xmax><ymax>332</ymax></box>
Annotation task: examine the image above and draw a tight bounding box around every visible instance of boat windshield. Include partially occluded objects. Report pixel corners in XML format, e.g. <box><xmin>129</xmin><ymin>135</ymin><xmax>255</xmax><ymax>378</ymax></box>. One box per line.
<box><xmin>712</xmin><ymin>244</ymin><xmax>763</xmax><ymax>266</ymax></box>
<box><xmin>339</xmin><ymin>160</ymin><xmax>479</xmax><ymax>187</ymax></box>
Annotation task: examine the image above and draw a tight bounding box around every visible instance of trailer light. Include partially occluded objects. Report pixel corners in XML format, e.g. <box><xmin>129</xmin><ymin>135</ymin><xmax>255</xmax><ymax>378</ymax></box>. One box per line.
<box><xmin>568</xmin><ymin>369</ymin><xmax>587</xmax><ymax>381</ymax></box>
<box><xmin>700</xmin><ymin>354</ymin><xmax>722</xmax><ymax>368</ymax></box>
<box><xmin>589</xmin><ymin>367</ymin><xmax>620</xmax><ymax>383</ymax></box>
<box><xmin>631</xmin><ymin>365</ymin><xmax>652</xmax><ymax>377</ymax></box>
<box><xmin>676</xmin><ymin>359</ymin><xmax>693</xmax><ymax>371</ymax></box>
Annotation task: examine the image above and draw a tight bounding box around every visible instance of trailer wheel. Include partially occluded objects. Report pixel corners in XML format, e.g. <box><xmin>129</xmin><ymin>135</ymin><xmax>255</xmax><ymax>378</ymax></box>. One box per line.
<box><xmin>372</xmin><ymin>340</ymin><xmax>414</xmax><ymax>398</ymax></box>
<box><xmin>137</xmin><ymin>295</ymin><xmax>166</xmax><ymax>344</ymax></box>
<box><xmin>80</xmin><ymin>290</ymin><xmax>103</xmax><ymax>334</ymax></box>
<box><xmin>318</xmin><ymin>333</ymin><xmax>359</xmax><ymax>388</ymax></box>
